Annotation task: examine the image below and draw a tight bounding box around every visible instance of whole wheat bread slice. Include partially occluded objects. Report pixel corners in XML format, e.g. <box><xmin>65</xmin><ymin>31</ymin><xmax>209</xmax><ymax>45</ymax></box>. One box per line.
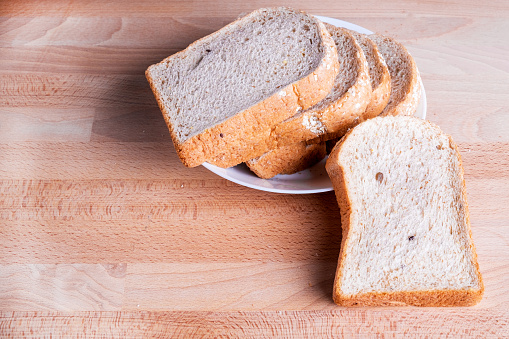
<box><xmin>146</xmin><ymin>7</ymin><xmax>339</xmax><ymax>167</ymax></box>
<box><xmin>326</xmin><ymin>116</ymin><xmax>484</xmax><ymax>306</ymax></box>
<box><xmin>369</xmin><ymin>34</ymin><xmax>422</xmax><ymax>117</ymax></box>
<box><xmin>245</xmin><ymin>25</ymin><xmax>372</xmax><ymax>178</ymax></box>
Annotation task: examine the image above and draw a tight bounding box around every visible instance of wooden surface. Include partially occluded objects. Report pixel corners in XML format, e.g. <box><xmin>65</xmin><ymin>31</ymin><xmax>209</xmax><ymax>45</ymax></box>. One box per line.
<box><xmin>1</xmin><ymin>0</ymin><xmax>508</xmax><ymax>337</ymax></box>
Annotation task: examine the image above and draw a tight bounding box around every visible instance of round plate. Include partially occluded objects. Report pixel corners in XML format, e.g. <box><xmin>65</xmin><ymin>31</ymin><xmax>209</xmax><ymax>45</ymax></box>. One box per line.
<box><xmin>203</xmin><ymin>16</ymin><xmax>427</xmax><ymax>194</ymax></box>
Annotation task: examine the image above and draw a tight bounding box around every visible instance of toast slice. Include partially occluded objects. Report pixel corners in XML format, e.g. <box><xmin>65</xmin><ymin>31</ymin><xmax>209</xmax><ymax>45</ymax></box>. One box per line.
<box><xmin>369</xmin><ymin>34</ymin><xmax>422</xmax><ymax>117</ymax></box>
<box><xmin>326</xmin><ymin>116</ymin><xmax>483</xmax><ymax>306</ymax></box>
<box><xmin>246</xmin><ymin>141</ymin><xmax>326</xmax><ymax>179</ymax></box>
<box><xmin>246</xmin><ymin>25</ymin><xmax>372</xmax><ymax>178</ymax></box>
<box><xmin>146</xmin><ymin>7</ymin><xmax>339</xmax><ymax>168</ymax></box>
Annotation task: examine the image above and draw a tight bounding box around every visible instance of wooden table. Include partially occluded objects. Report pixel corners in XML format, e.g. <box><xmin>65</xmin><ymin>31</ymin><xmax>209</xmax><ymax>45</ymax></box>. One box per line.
<box><xmin>1</xmin><ymin>1</ymin><xmax>508</xmax><ymax>336</ymax></box>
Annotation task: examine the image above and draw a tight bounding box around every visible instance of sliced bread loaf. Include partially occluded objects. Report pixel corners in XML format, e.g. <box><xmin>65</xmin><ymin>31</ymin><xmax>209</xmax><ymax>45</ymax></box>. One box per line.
<box><xmin>324</xmin><ymin>29</ymin><xmax>392</xmax><ymax>151</ymax></box>
<box><xmin>369</xmin><ymin>34</ymin><xmax>422</xmax><ymax>117</ymax></box>
<box><xmin>347</xmin><ymin>30</ymin><xmax>391</xmax><ymax>121</ymax></box>
<box><xmin>246</xmin><ymin>141</ymin><xmax>326</xmax><ymax>179</ymax></box>
<box><xmin>326</xmin><ymin>116</ymin><xmax>484</xmax><ymax>306</ymax></box>
<box><xmin>247</xmin><ymin>27</ymin><xmax>393</xmax><ymax>179</ymax></box>
<box><xmin>146</xmin><ymin>7</ymin><xmax>339</xmax><ymax>167</ymax></box>
<box><xmin>245</xmin><ymin>25</ymin><xmax>372</xmax><ymax>178</ymax></box>
<box><xmin>268</xmin><ymin>24</ymin><xmax>372</xmax><ymax>147</ymax></box>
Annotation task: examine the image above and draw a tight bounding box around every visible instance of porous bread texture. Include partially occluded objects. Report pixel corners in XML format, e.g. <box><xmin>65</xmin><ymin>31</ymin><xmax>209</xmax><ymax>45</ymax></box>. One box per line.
<box><xmin>269</xmin><ymin>24</ymin><xmax>372</xmax><ymax>146</ymax></box>
<box><xmin>247</xmin><ymin>27</ymin><xmax>393</xmax><ymax>179</ymax></box>
<box><xmin>348</xmin><ymin>30</ymin><xmax>391</xmax><ymax>119</ymax></box>
<box><xmin>369</xmin><ymin>34</ymin><xmax>422</xmax><ymax>117</ymax></box>
<box><xmin>246</xmin><ymin>141</ymin><xmax>326</xmax><ymax>179</ymax></box>
<box><xmin>323</xmin><ymin>29</ymin><xmax>392</xmax><ymax>150</ymax></box>
<box><xmin>245</xmin><ymin>25</ymin><xmax>372</xmax><ymax>179</ymax></box>
<box><xmin>146</xmin><ymin>7</ymin><xmax>339</xmax><ymax>167</ymax></box>
<box><xmin>326</xmin><ymin>116</ymin><xmax>484</xmax><ymax>307</ymax></box>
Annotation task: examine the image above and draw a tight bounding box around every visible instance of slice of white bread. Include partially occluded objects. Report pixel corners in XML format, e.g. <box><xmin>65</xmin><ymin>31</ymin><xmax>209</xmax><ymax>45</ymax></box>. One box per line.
<box><xmin>326</xmin><ymin>116</ymin><xmax>484</xmax><ymax>306</ymax></box>
<box><xmin>246</xmin><ymin>141</ymin><xmax>326</xmax><ymax>179</ymax></box>
<box><xmin>245</xmin><ymin>25</ymin><xmax>373</xmax><ymax>178</ymax></box>
<box><xmin>369</xmin><ymin>34</ymin><xmax>422</xmax><ymax>117</ymax></box>
<box><xmin>269</xmin><ymin>24</ymin><xmax>372</xmax><ymax>146</ymax></box>
<box><xmin>146</xmin><ymin>7</ymin><xmax>339</xmax><ymax>168</ymax></box>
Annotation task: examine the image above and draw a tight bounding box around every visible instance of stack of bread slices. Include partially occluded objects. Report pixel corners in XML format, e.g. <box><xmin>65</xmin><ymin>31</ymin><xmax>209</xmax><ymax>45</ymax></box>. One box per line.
<box><xmin>146</xmin><ymin>7</ymin><xmax>422</xmax><ymax>177</ymax></box>
<box><xmin>147</xmin><ymin>7</ymin><xmax>419</xmax><ymax>172</ymax></box>
<box><xmin>146</xmin><ymin>7</ymin><xmax>484</xmax><ymax>307</ymax></box>
<box><xmin>245</xmin><ymin>25</ymin><xmax>424</xmax><ymax>178</ymax></box>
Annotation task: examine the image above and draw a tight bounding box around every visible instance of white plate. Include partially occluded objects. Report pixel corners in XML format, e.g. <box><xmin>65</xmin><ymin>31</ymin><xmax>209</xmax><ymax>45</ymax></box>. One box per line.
<box><xmin>203</xmin><ymin>16</ymin><xmax>427</xmax><ymax>194</ymax></box>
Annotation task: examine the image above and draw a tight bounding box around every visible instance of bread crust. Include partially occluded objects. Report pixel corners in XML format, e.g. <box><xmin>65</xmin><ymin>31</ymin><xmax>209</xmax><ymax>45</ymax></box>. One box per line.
<box><xmin>246</xmin><ymin>141</ymin><xmax>326</xmax><ymax>179</ymax></box>
<box><xmin>322</xmin><ymin>31</ymin><xmax>392</xmax><ymax>146</ymax></box>
<box><xmin>245</xmin><ymin>28</ymin><xmax>392</xmax><ymax>179</ymax></box>
<box><xmin>370</xmin><ymin>34</ymin><xmax>422</xmax><ymax>117</ymax></box>
<box><xmin>326</xmin><ymin>116</ymin><xmax>484</xmax><ymax>307</ymax></box>
<box><xmin>364</xmin><ymin>41</ymin><xmax>391</xmax><ymax>118</ymax></box>
<box><xmin>146</xmin><ymin>8</ymin><xmax>340</xmax><ymax>168</ymax></box>
<box><xmin>333</xmin><ymin>289</ymin><xmax>484</xmax><ymax>307</ymax></box>
<box><xmin>271</xmin><ymin>27</ymin><xmax>372</xmax><ymax>147</ymax></box>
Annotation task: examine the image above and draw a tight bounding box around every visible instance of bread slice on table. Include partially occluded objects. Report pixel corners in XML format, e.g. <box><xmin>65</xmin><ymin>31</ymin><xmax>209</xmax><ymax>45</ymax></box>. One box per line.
<box><xmin>245</xmin><ymin>25</ymin><xmax>372</xmax><ymax>179</ymax></box>
<box><xmin>246</xmin><ymin>141</ymin><xmax>326</xmax><ymax>179</ymax></box>
<box><xmin>369</xmin><ymin>34</ymin><xmax>422</xmax><ymax>117</ymax></box>
<box><xmin>146</xmin><ymin>7</ymin><xmax>339</xmax><ymax>168</ymax></box>
<box><xmin>326</xmin><ymin>116</ymin><xmax>484</xmax><ymax>306</ymax></box>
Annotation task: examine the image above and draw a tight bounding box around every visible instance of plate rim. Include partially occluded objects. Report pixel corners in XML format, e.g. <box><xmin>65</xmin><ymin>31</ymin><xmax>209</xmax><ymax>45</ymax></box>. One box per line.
<box><xmin>202</xmin><ymin>159</ymin><xmax>333</xmax><ymax>194</ymax></box>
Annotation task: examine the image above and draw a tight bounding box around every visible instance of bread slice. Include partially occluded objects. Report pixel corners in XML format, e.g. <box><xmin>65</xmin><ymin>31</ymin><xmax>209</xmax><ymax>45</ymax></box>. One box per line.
<box><xmin>326</xmin><ymin>33</ymin><xmax>420</xmax><ymax>152</ymax></box>
<box><xmin>246</xmin><ymin>141</ymin><xmax>326</xmax><ymax>179</ymax></box>
<box><xmin>324</xmin><ymin>29</ymin><xmax>392</xmax><ymax>151</ymax></box>
<box><xmin>345</xmin><ymin>30</ymin><xmax>391</xmax><ymax>122</ymax></box>
<box><xmin>146</xmin><ymin>7</ymin><xmax>339</xmax><ymax>168</ymax></box>
<box><xmin>247</xmin><ymin>27</ymin><xmax>393</xmax><ymax>179</ymax></box>
<box><xmin>245</xmin><ymin>25</ymin><xmax>372</xmax><ymax>178</ymax></box>
<box><xmin>369</xmin><ymin>34</ymin><xmax>422</xmax><ymax>117</ymax></box>
<box><xmin>326</xmin><ymin>116</ymin><xmax>483</xmax><ymax>306</ymax></box>
<box><xmin>269</xmin><ymin>24</ymin><xmax>372</xmax><ymax>146</ymax></box>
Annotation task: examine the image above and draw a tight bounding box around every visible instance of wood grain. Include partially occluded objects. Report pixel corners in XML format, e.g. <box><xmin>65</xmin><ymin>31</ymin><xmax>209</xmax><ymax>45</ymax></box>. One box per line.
<box><xmin>0</xmin><ymin>264</ymin><xmax>125</xmax><ymax>311</ymax></box>
<box><xmin>123</xmin><ymin>260</ymin><xmax>509</xmax><ymax>311</ymax></box>
<box><xmin>2</xmin><ymin>0</ymin><xmax>509</xmax><ymax>17</ymax></box>
<box><xmin>1</xmin><ymin>310</ymin><xmax>508</xmax><ymax>337</ymax></box>
<box><xmin>1</xmin><ymin>0</ymin><xmax>509</xmax><ymax>335</ymax></box>
<box><xmin>124</xmin><ymin>262</ymin><xmax>338</xmax><ymax>311</ymax></box>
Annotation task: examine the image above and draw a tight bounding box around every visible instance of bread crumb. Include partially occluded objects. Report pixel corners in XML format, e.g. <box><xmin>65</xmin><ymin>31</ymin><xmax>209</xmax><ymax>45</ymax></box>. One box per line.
<box><xmin>302</xmin><ymin>115</ymin><xmax>326</xmax><ymax>135</ymax></box>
